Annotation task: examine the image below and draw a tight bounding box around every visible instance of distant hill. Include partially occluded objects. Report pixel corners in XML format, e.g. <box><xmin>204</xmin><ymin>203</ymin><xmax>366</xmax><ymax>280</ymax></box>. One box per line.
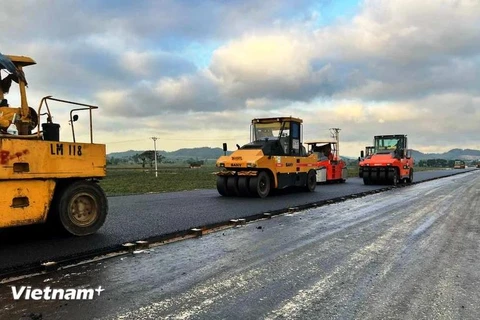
<box><xmin>108</xmin><ymin>147</ymin><xmax>480</xmax><ymax>161</ymax></box>
<box><xmin>108</xmin><ymin>147</ymin><xmax>231</xmax><ymax>160</ymax></box>
<box><xmin>411</xmin><ymin>148</ymin><xmax>480</xmax><ymax>161</ymax></box>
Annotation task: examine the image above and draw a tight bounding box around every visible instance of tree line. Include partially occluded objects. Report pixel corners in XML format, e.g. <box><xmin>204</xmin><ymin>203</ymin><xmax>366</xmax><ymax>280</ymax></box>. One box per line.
<box><xmin>416</xmin><ymin>159</ymin><xmax>478</xmax><ymax>167</ymax></box>
<box><xmin>107</xmin><ymin>151</ymin><xmax>206</xmax><ymax>167</ymax></box>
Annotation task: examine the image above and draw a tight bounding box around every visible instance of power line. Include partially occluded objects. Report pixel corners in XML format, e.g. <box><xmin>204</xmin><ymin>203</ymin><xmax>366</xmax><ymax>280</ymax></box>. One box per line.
<box><xmin>104</xmin><ymin>137</ymin><xmax>246</xmax><ymax>143</ymax></box>
<box><xmin>104</xmin><ymin>139</ymin><xmax>146</xmax><ymax>144</ymax></box>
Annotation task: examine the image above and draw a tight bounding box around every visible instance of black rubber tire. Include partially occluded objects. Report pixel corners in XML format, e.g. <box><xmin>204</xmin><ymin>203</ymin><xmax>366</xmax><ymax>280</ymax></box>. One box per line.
<box><xmin>216</xmin><ymin>176</ymin><xmax>229</xmax><ymax>196</ymax></box>
<box><xmin>392</xmin><ymin>169</ymin><xmax>398</xmax><ymax>186</ymax></box>
<box><xmin>54</xmin><ymin>180</ymin><xmax>108</xmax><ymax>236</ymax></box>
<box><xmin>406</xmin><ymin>169</ymin><xmax>413</xmax><ymax>183</ymax></box>
<box><xmin>304</xmin><ymin>170</ymin><xmax>317</xmax><ymax>192</ymax></box>
<box><xmin>363</xmin><ymin>177</ymin><xmax>372</xmax><ymax>185</ymax></box>
<box><xmin>237</xmin><ymin>176</ymin><xmax>252</xmax><ymax>196</ymax></box>
<box><xmin>249</xmin><ymin>171</ymin><xmax>271</xmax><ymax>198</ymax></box>
<box><xmin>227</xmin><ymin>176</ymin><xmax>241</xmax><ymax>196</ymax></box>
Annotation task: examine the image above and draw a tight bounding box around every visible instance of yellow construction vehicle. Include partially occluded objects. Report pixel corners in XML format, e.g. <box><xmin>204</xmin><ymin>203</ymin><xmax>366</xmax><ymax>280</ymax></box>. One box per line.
<box><xmin>0</xmin><ymin>53</ymin><xmax>107</xmax><ymax>236</ymax></box>
<box><xmin>216</xmin><ymin>117</ymin><xmax>318</xmax><ymax>198</ymax></box>
<box><xmin>453</xmin><ymin>160</ymin><xmax>465</xmax><ymax>169</ymax></box>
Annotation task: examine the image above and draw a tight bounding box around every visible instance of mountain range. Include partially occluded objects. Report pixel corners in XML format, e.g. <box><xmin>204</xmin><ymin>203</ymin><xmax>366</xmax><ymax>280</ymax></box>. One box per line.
<box><xmin>107</xmin><ymin>147</ymin><xmax>480</xmax><ymax>161</ymax></box>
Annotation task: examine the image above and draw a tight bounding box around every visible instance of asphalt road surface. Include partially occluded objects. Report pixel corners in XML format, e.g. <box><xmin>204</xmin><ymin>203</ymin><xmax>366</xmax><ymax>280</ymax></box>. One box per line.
<box><xmin>0</xmin><ymin>169</ymin><xmax>475</xmax><ymax>275</ymax></box>
<box><xmin>1</xmin><ymin>170</ymin><xmax>478</xmax><ymax>319</ymax></box>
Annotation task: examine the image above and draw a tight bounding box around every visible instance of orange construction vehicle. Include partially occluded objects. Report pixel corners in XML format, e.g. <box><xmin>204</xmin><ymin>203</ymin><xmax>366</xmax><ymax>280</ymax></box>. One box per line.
<box><xmin>306</xmin><ymin>128</ymin><xmax>347</xmax><ymax>183</ymax></box>
<box><xmin>358</xmin><ymin>134</ymin><xmax>414</xmax><ymax>185</ymax></box>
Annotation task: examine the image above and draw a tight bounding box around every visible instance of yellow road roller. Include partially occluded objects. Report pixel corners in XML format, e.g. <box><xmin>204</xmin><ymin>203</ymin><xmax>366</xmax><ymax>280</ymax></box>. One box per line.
<box><xmin>215</xmin><ymin>117</ymin><xmax>318</xmax><ymax>198</ymax></box>
<box><xmin>0</xmin><ymin>53</ymin><xmax>108</xmax><ymax>236</ymax></box>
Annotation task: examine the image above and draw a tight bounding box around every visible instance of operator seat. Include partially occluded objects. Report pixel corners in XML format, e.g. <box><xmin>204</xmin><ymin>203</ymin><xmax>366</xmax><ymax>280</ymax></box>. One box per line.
<box><xmin>300</xmin><ymin>145</ymin><xmax>307</xmax><ymax>156</ymax></box>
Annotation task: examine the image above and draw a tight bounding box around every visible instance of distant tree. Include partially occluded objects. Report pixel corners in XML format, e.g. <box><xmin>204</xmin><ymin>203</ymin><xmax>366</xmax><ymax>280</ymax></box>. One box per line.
<box><xmin>437</xmin><ymin>159</ymin><xmax>447</xmax><ymax>167</ymax></box>
<box><xmin>132</xmin><ymin>153</ymin><xmax>141</xmax><ymax>165</ymax></box>
<box><xmin>107</xmin><ymin>156</ymin><xmax>122</xmax><ymax>165</ymax></box>
<box><xmin>139</xmin><ymin>150</ymin><xmax>165</xmax><ymax>168</ymax></box>
<box><xmin>187</xmin><ymin>158</ymin><xmax>204</xmax><ymax>167</ymax></box>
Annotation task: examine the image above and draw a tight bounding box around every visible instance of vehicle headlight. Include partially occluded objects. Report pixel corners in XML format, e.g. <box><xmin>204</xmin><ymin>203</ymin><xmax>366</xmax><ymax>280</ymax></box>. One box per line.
<box><xmin>247</xmin><ymin>162</ymin><xmax>257</xmax><ymax>168</ymax></box>
<box><xmin>216</xmin><ymin>162</ymin><xmax>225</xmax><ymax>167</ymax></box>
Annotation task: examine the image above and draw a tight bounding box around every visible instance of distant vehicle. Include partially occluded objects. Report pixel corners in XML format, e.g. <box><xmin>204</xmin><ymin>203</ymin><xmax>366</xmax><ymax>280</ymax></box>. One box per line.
<box><xmin>453</xmin><ymin>160</ymin><xmax>466</xmax><ymax>169</ymax></box>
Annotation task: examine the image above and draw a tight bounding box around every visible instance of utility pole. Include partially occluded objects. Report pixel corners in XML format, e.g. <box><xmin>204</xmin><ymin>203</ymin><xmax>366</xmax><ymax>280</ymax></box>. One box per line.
<box><xmin>151</xmin><ymin>137</ymin><xmax>158</xmax><ymax>178</ymax></box>
<box><xmin>330</xmin><ymin>128</ymin><xmax>341</xmax><ymax>158</ymax></box>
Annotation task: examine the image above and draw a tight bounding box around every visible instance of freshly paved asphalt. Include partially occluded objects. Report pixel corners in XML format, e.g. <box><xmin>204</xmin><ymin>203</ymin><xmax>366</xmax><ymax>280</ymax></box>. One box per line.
<box><xmin>1</xmin><ymin>170</ymin><xmax>479</xmax><ymax>319</ymax></box>
<box><xmin>0</xmin><ymin>168</ymin><xmax>475</xmax><ymax>275</ymax></box>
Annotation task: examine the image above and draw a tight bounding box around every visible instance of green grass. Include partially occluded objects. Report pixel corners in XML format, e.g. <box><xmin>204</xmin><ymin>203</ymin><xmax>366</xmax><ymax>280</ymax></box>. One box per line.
<box><xmin>100</xmin><ymin>165</ymin><xmax>447</xmax><ymax>196</ymax></box>
<box><xmin>100</xmin><ymin>166</ymin><xmax>217</xmax><ymax>196</ymax></box>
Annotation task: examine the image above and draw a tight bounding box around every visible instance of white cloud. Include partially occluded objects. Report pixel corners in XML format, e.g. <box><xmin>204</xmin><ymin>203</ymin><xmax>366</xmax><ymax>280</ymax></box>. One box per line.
<box><xmin>2</xmin><ymin>0</ymin><xmax>480</xmax><ymax>155</ymax></box>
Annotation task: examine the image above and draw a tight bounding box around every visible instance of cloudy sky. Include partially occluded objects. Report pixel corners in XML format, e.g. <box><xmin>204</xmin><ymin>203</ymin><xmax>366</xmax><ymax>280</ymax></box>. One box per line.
<box><xmin>1</xmin><ymin>0</ymin><xmax>479</xmax><ymax>156</ymax></box>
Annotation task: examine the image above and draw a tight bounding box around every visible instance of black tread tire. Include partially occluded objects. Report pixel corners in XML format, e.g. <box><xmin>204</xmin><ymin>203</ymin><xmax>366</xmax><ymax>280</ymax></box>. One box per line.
<box><xmin>406</xmin><ymin>169</ymin><xmax>413</xmax><ymax>183</ymax></box>
<box><xmin>249</xmin><ymin>171</ymin><xmax>271</xmax><ymax>198</ymax></box>
<box><xmin>248</xmin><ymin>177</ymin><xmax>258</xmax><ymax>195</ymax></box>
<box><xmin>227</xmin><ymin>176</ymin><xmax>241</xmax><ymax>196</ymax></box>
<box><xmin>363</xmin><ymin>177</ymin><xmax>372</xmax><ymax>185</ymax></box>
<box><xmin>304</xmin><ymin>170</ymin><xmax>317</xmax><ymax>192</ymax></box>
<box><xmin>216</xmin><ymin>176</ymin><xmax>229</xmax><ymax>196</ymax></box>
<box><xmin>392</xmin><ymin>169</ymin><xmax>398</xmax><ymax>186</ymax></box>
<box><xmin>55</xmin><ymin>180</ymin><xmax>108</xmax><ymax>236</ymax></box>
<box><xmin>237</xmin><ymin>176</ymin><xmax>252</xmax><ymax>196</ymax></box>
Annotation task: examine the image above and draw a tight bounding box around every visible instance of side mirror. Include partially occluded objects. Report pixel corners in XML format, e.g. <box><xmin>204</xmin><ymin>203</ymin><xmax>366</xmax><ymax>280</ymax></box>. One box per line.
<box><xmin>69</xmin><ymin>114</ymin><xmax>79</xmax><ymax>125</ymax></box>
<box><xmin>406</xmin><ymin>149</ymin><xmax>412</xmax><ymax>159</ymax></box>
<box><xmin>222</xmin><ymin>143</ymin><xmax>227</xmax><ymax>155</ymax></box>
<box><xmin>360</xmin><ymin>150</ymin><xmax>365</xmax><ymax>158</ymax></box>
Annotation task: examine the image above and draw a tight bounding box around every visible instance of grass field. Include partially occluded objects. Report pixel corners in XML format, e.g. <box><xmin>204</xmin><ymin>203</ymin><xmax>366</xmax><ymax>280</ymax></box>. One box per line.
<box><xmin>99</xmin><ymin>166</ymin><xmax>218</xmax><ymax>196</ymax></box>
<box><xmin>99</xmin><ymin>165</ymin><xmax>445</xmax><ymax>196</ymax></box>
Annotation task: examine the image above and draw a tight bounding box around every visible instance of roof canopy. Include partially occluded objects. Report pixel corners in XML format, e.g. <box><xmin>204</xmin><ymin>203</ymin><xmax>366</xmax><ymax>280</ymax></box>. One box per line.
<box><xmin>251</xmin><ymin>117</ymin><xmax>303</xmax><ymax>124</ymax></box>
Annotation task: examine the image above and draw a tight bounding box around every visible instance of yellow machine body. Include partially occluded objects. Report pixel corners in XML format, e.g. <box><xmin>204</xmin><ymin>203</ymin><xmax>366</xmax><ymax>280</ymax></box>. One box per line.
<box><xmin>0</xmin><ymin>53</ymin><xmax>108</xmax><ymax>236</ymax></box>
<box><xmin>216</xmin><ymin>117</ymin><xmax>319</xmax><ymax>198</ymax></box>
<box><xmin>0</xmin><ymin>139</ymin><xmax>106</xmax><ymax>228</ymax></box>
<box><xmin>216</xmin><ymin>149</ymin><xmax>317</xmax><ymax>188</ymax></box>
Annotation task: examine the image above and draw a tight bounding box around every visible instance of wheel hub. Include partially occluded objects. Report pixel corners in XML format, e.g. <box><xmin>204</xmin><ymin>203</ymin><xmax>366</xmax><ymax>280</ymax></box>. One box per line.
<box><xmin>259</xmin><ymin>179</ymin><xmax>267</xmax><ymax>192</ymax></box>
<box><xmin>69</xmin><ymin>193</ymin><xmax>98</xmax><ymax>226</ymax></box>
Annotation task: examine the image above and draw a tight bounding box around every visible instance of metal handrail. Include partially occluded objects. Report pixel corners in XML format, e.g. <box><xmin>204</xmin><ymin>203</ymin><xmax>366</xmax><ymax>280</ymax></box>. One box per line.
<box><xmin>37</xmin><ymin>96</ymin><xmax>98</xmax><ymax>143</ymax></box>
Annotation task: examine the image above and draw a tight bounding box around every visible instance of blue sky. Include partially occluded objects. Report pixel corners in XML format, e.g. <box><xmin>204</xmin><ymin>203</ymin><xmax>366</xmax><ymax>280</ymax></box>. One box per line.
<box><xmin>1</xmin><ymin>0</ymin><xmax>479</xmax><ymax>156</ymax></box>
<box><xmin>177</xmin><ymin>0</ymin><xmax>362</xmax><ymax>69</ymax></box>
<box><xmin>314</xmin><ymin>0</ymin><xmax>360</xmax><ymax>25</ymax></box>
